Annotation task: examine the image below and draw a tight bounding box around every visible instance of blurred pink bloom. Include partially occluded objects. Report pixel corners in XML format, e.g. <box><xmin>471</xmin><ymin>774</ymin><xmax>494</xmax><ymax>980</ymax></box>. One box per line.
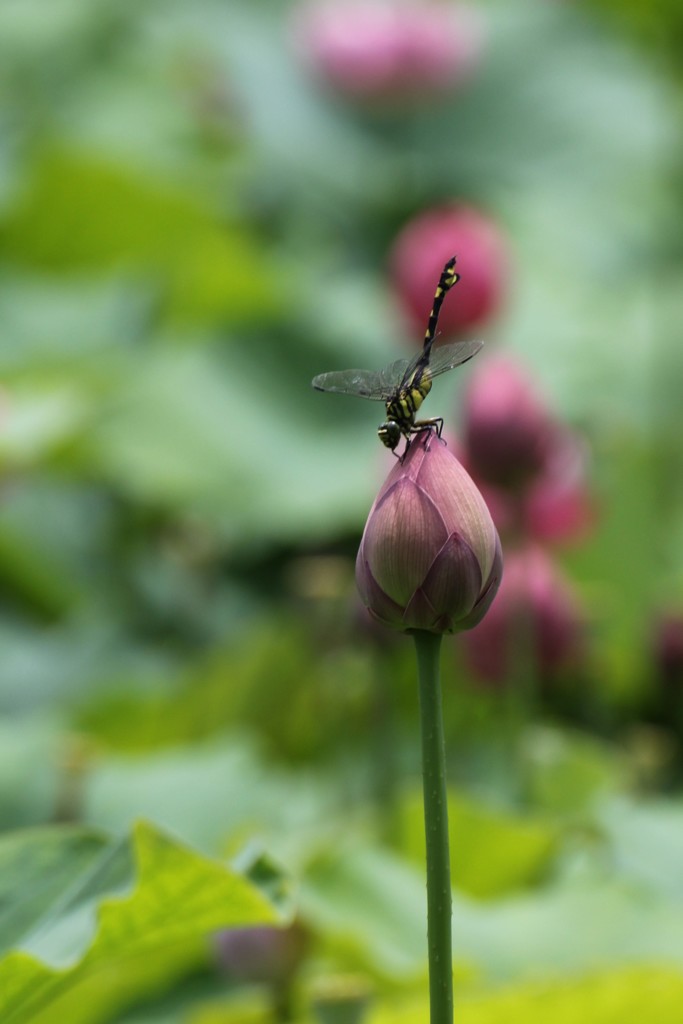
<box><xmin>215</xmin><ymin>922</ymin><xmax>309</xmax><ymax>986</ymax></box>
<box><xmin>462</xmin><ymin>355</ymin><xmax>558</xmax><ymax>491</ymax></box>
<box><xmin>391</xmin><ymin>206</ymin><xmax>507</xmax><ymax>336</ymax></box>
<box><xmin>524</xmin><ymin>434</ymin><xmax>595</xmax><ymax>544</ymax></box>
<box><xmin>356</xmin><ymin>432</ymin><xmax>502</xmax><ymax>634</ymax></box>
<box><xmin>463</xmin><ymin>545</ymin><xmax>584</xmax><ymax>686</ymax></box>
<box><xmin>294</xmin><ymin>2</ymin><xmax>482</xmax><ymax>104</ymax></box>
<box><xmin>459</xmin><ymin>356</ymin><xmax>595</xmax><ymax>543</ymax></box>
<box><xmin>470</xmin><ymin>430</ymin><xmax>595</xmax><ymax>546</ymax></box>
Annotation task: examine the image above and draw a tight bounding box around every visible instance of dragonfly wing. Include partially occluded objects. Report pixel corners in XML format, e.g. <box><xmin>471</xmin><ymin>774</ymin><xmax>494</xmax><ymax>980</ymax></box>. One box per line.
<box><xmin>397</xmin><ymin>350</ymin><xmax>427</xmax><ymax>390</ymax></box>
<box><xmin>426</xmin><ymin>339</ymin><xmax>484</xmax><ymax>380</ymax></box>
<box><xmin>311</xmin><ymin>367</ymin><xmax>396</xmax><ymax>401</ymax></box>
<box><xmin>377</xmin><ymin>356</ymin><xmax>414</xmax><ymax>393</ymax></box>
<box><xmin>311</xmin><ymin>340</ymin><xmax>482</xmax><ymax>400</ymax></box>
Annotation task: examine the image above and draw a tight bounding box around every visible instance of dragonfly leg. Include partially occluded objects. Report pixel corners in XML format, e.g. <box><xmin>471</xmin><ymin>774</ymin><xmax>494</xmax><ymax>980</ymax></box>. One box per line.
<box><xmin>406</xmin><ymin>419</ymin><xmax>448</xmax><ymax>458</ymax></box>
<box><xmin>398</xmin><ymin>435</ymin><xmax>411</xmax><ymax>462</ymax></box>
<box><xmin>412</xmin><ymin>417</ymin><xmax>444</xmax><ymax>438</ymax></box>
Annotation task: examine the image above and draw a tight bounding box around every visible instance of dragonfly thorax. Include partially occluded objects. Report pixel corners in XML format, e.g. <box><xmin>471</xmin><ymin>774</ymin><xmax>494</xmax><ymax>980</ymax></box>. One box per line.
<box><xmin>378</xmin><ymin>376</ymin><xmax>433</xmax><ymax>450</ymax></box>
<box><xmin>386</xmin><ymin>377</ymin><xmax>431</xmax><ymax>427</ymax></box>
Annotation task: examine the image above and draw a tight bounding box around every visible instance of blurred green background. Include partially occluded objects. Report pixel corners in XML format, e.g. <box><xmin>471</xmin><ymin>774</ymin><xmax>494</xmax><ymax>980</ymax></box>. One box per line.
<box><xmin>2</xmin><ymin>0</ymin><xmax>683</xmax><ymax>1022</ymax></box>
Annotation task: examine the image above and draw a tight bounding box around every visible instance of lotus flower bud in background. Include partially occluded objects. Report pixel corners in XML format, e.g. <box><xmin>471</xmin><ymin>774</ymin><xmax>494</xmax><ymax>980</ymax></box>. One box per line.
<box><xmin>653</xmin><ymin>615</ymin><xmax>683</xmax><ymax>691</ymax></box>
<box><xmin>215</xmin><ymin>922</ymin><xmax>309</xmax><ymax>987</ymax></box>
<box><xmin>463</xmin><ymin>545</ymin><xmax>583</xmax><ymax>686</ymax></box>
<box><xmin>647</xmin><ymin>614</ymin><xmax>683</xmax><ymax>735</ymax></box>
<box><xmin>390</xmin><ymin>206</ymin><xmax>507</xmax><ymax>337</ymax></box>
<box><xmin>293</xmin><ymin>1</ymin><xmax>482</xmax><ymax>105</ymax></box>
<box><xmin>472</xmin><ymin>430</ymin><xmax>595</xmax><ymax>545</ymax></box>
<box><xmin>524</xmin><ymin>433</ymin><xmax>595</xmax><ymax>544</ymax></box>
<box><xmin>356</xmin><ymin>432</ymin><xmax>502</xmax><ymax>634</ymax></box>
<box><xmin>462</xmin><ymin>355</ymin><xmax>559</xmax><ymax>492</ymax></box>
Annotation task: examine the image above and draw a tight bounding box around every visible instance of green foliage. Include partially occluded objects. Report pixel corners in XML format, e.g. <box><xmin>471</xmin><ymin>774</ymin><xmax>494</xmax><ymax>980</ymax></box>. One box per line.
<box><xmin>372</xmin><ymin>967</ymin><xmax>683</xmax><ymax>1023</ymax></box>
<box><xmin>586</xmin><ymin>0</ymin><xmax>683</xmax><ymax>78</ymax></box>
<box><xmin>186</xmin><ymin>998</ymin><xmax>272</xmax><ymax>1024</ymax></box>
<box><xmin>301</xmin><ymin>844</ymin><xmax>432</xmax><ymax>981</ymax></box>
<box><xmin>396</xmin><ymin>788</ymin><xmax>558</xmax><ymax>899</ymax></box>
<box><xmin>0</xmin><ymin>821</ymin><xmax>279</xmax><ymax>1024</ymax></box>
<box><xmin>600</xmin><ymin>797</ymin><xmax>683</xmax><ymax>902</ymax></box>
<box><xmin>81</xmin><ymin>737</ymin><xmax>338</xmax><ymax>859</ymax></box>
<box><xmin>0</xmin><ymin>149</ymin><xmax>283</xmax><ymax>328</ymax></box>
<box><xmin>299</xmin><ymin>828</ymin><xmax>683</xmax><ymax>986</ymax></box>
<box><xmin>0</xmin><ymin>719</ymin><xmax>62</xmax><ymax>827</ymax></box>
<box><xmin>0</xmin><ymin>826</ymin><xmax>106</xmax><ymax>955</ymax></box>
<box><xmin>521</xmin><ymin>728</ymin><xmax>620</xmax><ymax>816</ymax></box>
<box><xmin>0</xmin><ymin>0</ymin><xmax>682</xmax><ymax>1019</ymax></box>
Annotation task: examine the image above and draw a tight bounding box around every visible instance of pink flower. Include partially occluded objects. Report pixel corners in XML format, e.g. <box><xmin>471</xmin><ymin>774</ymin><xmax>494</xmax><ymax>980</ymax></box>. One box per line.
<box><xmin>459</xmin><ymin>357</ymin><xmax>595</xmax><ymax>544</ymax></box>
<box><xmin>294</xmin><ymin>1</ymin><xmax>482</xmax><ymax>104</ymax></box>
<box><xmin>463</xmin><ymin>545</ymin><xmax>583</xmax><ymax>685</ymax></box>
<box><xmin>215</xmin><ymin>922</ymin><xmax>309</xmax><ymax>985</ymax></box>
<box><xmin>356</xmin><ymin>432</ymin><xmax>502</xmax><ymax>634</ymax></box>
<box><xmin>390</xmin><ymin>206</ymin><xmax>507</xmax><ymax>336</ymax></box>
<box><xmin>462</xmin><ymin>354</ymin><xmax>559</xmax><ymax>491</ymax></box>
<box><xmin>524</xmin><ymin>434</ymin><xmax>595</xmax><ymax>544</ymax></box>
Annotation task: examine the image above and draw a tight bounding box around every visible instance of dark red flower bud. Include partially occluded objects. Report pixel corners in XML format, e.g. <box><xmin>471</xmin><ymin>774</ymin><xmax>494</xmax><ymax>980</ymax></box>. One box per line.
<box><xmin>653</xmin><ymin>615</ymin><xmax>683</xmax><ymax>690</ymax></box>
<box><xmin>462</xmin><ymin>355</ymin><xmax>558</xmax><ymax>491</ymax></box>
<box><xmin>390</xmin><ymin>206</ymin><xmax>507</xmax><ymax>336</ymax></box>
<box><xmin>463</xmin><ymin>545</ymin><xmax>583</xmax><ymax>685</ymax></box>
<box><xmin>356</xmin><ymin>432</ymin><xmax>502</xmax><ymax>634</ymax></box>
<box><xmin>293</xmin><ymin>2</ymin><xmax>482</xmax><ymax>105</ymax></box>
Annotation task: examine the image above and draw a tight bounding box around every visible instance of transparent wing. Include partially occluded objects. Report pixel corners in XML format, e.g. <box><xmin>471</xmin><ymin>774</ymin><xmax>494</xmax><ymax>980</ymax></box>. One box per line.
<box><xmin>376</xmin><ymin>356</ymin><xmax>415</xmax><ymax>393</ymax></box>
<box><xmin>422</xmin><ymin>338</ymin><xmax>484</xmax><ymax>381</ymax></box>
<box><xmin>311</xmin><ymin>339</ymin><xmax>483</xmax><ymax>400</ymax></box>
<box><xmin>312</xmin><ymin>360</ymin><xmax>411</xmax><ymax>401</ymax></box>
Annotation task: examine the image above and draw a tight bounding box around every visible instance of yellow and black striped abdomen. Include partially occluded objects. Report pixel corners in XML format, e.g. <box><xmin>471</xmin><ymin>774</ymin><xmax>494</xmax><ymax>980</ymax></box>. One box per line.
<box><xmin>386</xmin><ymin>372</ymin><xmax>432</xmax><ymax>428</ymax></box>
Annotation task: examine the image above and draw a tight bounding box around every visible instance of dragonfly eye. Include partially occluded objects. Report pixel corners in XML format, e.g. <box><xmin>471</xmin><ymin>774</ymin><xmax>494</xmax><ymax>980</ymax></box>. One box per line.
<box><xmin>378</xmin><ymin>421</ymin><xmax>401</xmax><ymax>451</ymax></box>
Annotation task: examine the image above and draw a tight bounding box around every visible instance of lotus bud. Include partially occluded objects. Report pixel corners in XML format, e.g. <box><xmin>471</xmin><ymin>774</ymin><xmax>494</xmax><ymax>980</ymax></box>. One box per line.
<box><xmin>391</xmin><ymin>205</ymin><xmax>507</xmax><ymax>336</ymax></box>
<box><xmin>463</xmin><ymin>545</ymin><xmax>583</xmax><ymax>685</ymax></box>
<box><xmin>214</xmin><ymin>922</ymin><xmax>309</xmax><ymax>987</ymax></box>
<box><xmin>463</xmin><ymin>355</ymin><xmax>559</xmax><ymax>491</ymax></box>
<box><xmin>293</xmin><ymin>1</ymin><xmax>483</xmax><ymax>105</ymax></box>
<box><xmin>654</xmin><ymin>615</ymin><xmax>683</xmax><ymax>690</ymax></box>
<box><xmin>471</xmin><ymin>431</ymin><xmax>595</xmax><ymax>545</ymax></box>
<box><xmin>646</xmin><ymin>614</ymin><xmax>683</xmax><ymax>732</ymax></box>
<box><xmin>356</xmin><ymin>432</ymin><xmax>502</xmax><ymax>634</ymax></box>
<box><xmin>524</xmin><ymin>433</ymin><xmax>595</xmax><ymax>544</ymax></box>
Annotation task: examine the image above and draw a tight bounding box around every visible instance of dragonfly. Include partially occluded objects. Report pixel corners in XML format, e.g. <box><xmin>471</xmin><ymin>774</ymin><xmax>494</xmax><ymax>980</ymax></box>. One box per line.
<box><xmin>311</xmin><ymin>256</ymin><xmax>483</xmax><ymax>456</ymax></box>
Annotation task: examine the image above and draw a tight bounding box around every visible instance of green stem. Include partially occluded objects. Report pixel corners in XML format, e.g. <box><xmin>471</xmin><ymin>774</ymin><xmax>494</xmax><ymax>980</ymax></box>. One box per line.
<box><xmin>414</xmin><ymin>630</ymin><xmax>453</xmax><ymax>1024</ymax></box>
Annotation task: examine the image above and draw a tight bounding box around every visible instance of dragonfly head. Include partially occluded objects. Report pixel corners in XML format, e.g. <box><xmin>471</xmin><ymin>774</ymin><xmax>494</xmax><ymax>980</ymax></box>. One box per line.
<box><xmin>378</xmin><ymin>420</ymin><xmax>402</xmax><ymax>451</ymax></box>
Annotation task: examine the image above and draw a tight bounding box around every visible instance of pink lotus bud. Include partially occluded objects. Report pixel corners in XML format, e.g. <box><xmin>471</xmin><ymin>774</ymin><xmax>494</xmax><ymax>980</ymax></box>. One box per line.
<box><xmin>356</xmin><ymin>433</ymin><xmax>502</xmax><ymax>634</ymax></box>
<box><xmin>462</xmin><ymin>355</ymin><xmax>558</xmax><ymax>491</ymax></box>
<box><xmin>463</xmin><ymin>545</ymin><xmax>583</xmax><ymax>685</ymax></box>
<box><xmin>215</xmin><ymin>922</ymin><xmax>309</xmax><ymax>986</ymax></box>
<box><xmin>293</xmin><ymin>2</ymin><xmax>482</xmax><ymax>105</ymax></box>
<box><xmin>524</xmin><ymin>434</ymin><xmax>595</xmax><ymax>544</ymax></box>
<box><xmin>390</xmin><ymin>206</ymin><xmax>507</xmax><ymax>336</ymax></box>
<box><xmin>471</xmin><ymin>431</ymin><xmax>595</xmax><ymax>546</ymax></box>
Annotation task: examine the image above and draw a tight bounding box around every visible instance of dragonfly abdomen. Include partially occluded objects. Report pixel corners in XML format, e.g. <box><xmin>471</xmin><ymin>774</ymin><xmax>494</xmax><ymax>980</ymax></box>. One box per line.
<box><xmin>386</xmin><ymin>374</ymin><xmax>432</xmax><ymax>428</ymax></box>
